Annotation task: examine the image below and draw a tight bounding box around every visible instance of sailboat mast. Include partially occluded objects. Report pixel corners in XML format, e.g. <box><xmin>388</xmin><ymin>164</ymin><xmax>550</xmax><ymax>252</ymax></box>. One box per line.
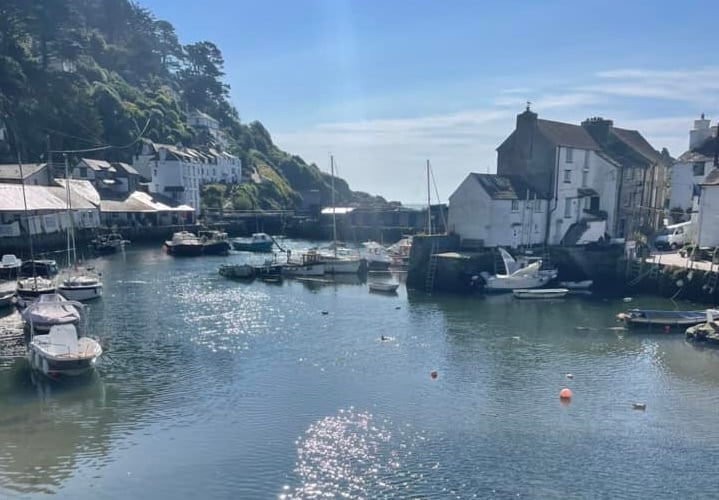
<box><xmin>331</xmin><ymin>155</ymin><xmax>337</xmax><ymax>256</ymax></box>
<box><xmin>17</xmin><ymin>150</ymin><xmax>37</xmax><ymax>286</ymax></box>
<box><xmin>64</xmin><ymin>155</ymin><xmax>76</xmax><ymax>266</ymax></box>
<box><xmin>426</xmin><ymin>159</ymin><xmax>432</xmax><ymax>235</ymax></box>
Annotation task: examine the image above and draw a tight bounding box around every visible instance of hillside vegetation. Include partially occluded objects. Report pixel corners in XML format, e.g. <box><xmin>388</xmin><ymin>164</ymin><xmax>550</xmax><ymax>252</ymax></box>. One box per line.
<box><xmin>0</xmin><ymin>0</ymin><xmax>386</xmax><ymax>210</ymax></box>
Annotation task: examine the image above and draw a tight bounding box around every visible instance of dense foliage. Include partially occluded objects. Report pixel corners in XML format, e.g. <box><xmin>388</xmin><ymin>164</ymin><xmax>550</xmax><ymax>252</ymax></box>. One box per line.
<box><xmin>0</xmin><ymin>0</ymin><xmax>386</xmax><ymax>210</ymax></box>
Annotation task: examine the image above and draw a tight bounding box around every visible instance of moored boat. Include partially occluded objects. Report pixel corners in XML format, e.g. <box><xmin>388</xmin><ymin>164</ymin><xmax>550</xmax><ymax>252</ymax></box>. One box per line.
<box><xmin>199</xmin><ymin>230</ymin><xmax>231</xmax><ymax>255</ymax></box>
<box><xmin>0</xmin><ymin>281</ymin><xmax>15</xmax><ymax>308</ymax></box>
<box><xmin>513</xmin><ymin>288</ymin><xmax>569</xmax><ymax>299</ymax></box>
<box><xmin>16</xmin><ymin>276</ymin><xmax>56</xmax><ymax>300</ymax></box>
<box><xmin>91</xmin><ymin>233</ymin><xmax>129</xmax><ymax>254</ymax></box>
<box><xmin>232</xmin><ymin>233</ymin><xmax>274</xmax><ymax>252</ymax></box>
<box><xmin>21</xmin><ymin>293</ymin><xmax>82</xmax><ymax>333</ymax></box>
<box><xmin>369</xmin><ymin>282</ymin><xmax>400</xmax><ymax>293</ymax></box>
<box><xmin>165</xmin><ymin>231</ymin><xmax>204</xmax><ymax>256</ymax></box>
<box><xmin>361</xmin><ymin>241</ymin><xmax>392</xmax><ymax>271</ymax></box>
<box><xmin>218</xmin><ymin>263</ymin><xmax>255</xmax><ymax>279</ymax></box>
<box><xmin>0</xmin><ymin>254</ymin><xmax>22</xmax><ymax>280</ymax></box>
<box><xmin>559</xmin><ymin>280</ymin><xmax>593</xmax><ymax>290</ymax></box>
<box><xmin>27</xmin><ymin>324</ymin><xmax>102</xmax><ymax>377</ymax></box>
<box><xmin>58</xmin><ymin>272</ymin><xmax>103</xmax><ymax>301</ymax></box>
<box><xmin>686</xmin><ymin>311</ymin><xmax>719</xmax><ymax>345</ymax></box>
<box><xmin>617</xmin><ymin>308</ymin><xmax>719</xmax><ymax>328</ymax></box>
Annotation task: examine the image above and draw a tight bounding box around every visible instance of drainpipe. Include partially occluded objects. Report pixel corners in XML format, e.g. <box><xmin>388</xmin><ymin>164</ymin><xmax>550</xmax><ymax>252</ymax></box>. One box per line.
<box><xmin>614</xmin><ymin>163</ymin><xmax>624</xmax><ymax>237</ymax></box>
<box><xmin>545</xmin><ymin>147</ymin><xmax>560</xmax><ymax>245</ymax></box>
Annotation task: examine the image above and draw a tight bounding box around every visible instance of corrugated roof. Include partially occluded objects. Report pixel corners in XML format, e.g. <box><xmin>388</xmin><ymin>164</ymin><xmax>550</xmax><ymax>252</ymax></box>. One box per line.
<box><xmin>55</xmin><ymin>179</ymin><xmax>101</xmax><ymax>206</ymax></box>
<box><xmin>45</xmin><ymin>186</ymin><xmax>97</xmax><ymax>210</ymax></box>
<box><xmin>537</xmin><ymin>119</ymin><xmax>600</xmax><ymax>150</ymax></box>
<box><xmin>100</xmin><ymin>191</ymin><xmax>194</xmax><ymax>213</ymax></box>
<box><xmin>0</xmin><ymin>163</ymin><xmax>48</xmax><ymax>180</ymax></box>
<box><xmin>0</xmin><ymin>184</ymin><xmax>67</xmax><ymax>211</ymax></box>
<box><xmin>470</xmin><ymin>173</ymin><xmax>546</xmax><ymax>200</ymax></box>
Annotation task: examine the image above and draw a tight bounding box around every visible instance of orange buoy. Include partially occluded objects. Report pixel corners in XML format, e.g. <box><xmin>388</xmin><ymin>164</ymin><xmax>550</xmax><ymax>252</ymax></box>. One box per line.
<box><xmin>559</xmin><ymin>388</ymin><xmax>572</xmax><ymax>400</ymax></box>
<box><xmin>430</xmin><ymin>370</ymin><xmax>438</xmax><ymax>379</ymax></box>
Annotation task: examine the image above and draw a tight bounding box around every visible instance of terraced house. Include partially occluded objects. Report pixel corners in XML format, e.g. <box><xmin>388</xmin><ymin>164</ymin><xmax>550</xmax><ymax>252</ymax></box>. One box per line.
<box><xmin>448</xmin><ymin>108</ymin><xmax>669</xmax><ymax>248</ymax></box>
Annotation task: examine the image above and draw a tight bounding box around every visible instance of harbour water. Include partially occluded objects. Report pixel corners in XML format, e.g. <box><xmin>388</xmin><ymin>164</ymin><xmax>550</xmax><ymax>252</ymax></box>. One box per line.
<box><xmin>2</xmin><ymin>242</ymin><xmax>719</xmax><ymax>499</ymax></box>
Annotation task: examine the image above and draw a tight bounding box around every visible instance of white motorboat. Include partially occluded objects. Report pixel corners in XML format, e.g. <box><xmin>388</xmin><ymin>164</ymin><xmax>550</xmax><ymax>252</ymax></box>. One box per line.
<box><xmin>0</xmin><ymin>281</ymin><xmax>15</xmax><ymax>308</ymax></box>
<box><xmin>480</xmin><ymin>248</ymin><xmax>554</xmax><ymax>292</ymax></box>
<box><xmin>369</xmin><ymin>282</ymin><xmax>400</xmax><ymax>293</ymax></box>
<box><xmin>0</xmin><ymin>254</ymin><xmax>21</xmax><ymax>279</ymax></box>
<box><xmin>58</xmin><ymin>272</ymin><xmax>103</xmax><ymax>301</ymax></box>
<box><xmin>165</xmin><ymin>231</ymin><xmax>203</xmax><ymax>256</ymax></box>
<box><xmin>513</xmin><ymin>288</ymin><xmax>569</xmax><ymax>299</ymax></box>
<box><xmin>361</xmin><ymin>241</ymin><xmax>392</xmax><ymax>271</ymax></box>
<box><xmin>21</xmin><ymin>293</ymin><xmax>82</xmax><ymax>333</ymax></box>
<box><xmin>559</xmin><ymin>280</ymin><xmax>593</xmax><ymax>290</ymax></box>
<box><xmin>27</xmin><ymin>324</ymin><xmax>102</xmax><ymax>377</ymax></box>
<box><xmin>16</xmin><ymin>276</ymin><xmax>56</xmax><ymax>300</ymax></box>
<box><xmin>387</xmin><ymin>237</ymin><xmax>412</xmax><ymax>267</ymax></box>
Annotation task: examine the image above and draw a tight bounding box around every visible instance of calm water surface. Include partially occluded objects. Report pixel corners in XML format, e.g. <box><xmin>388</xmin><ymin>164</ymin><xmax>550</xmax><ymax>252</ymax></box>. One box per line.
<box><xmin>2</xmin><ymin>242</ymin><xmax>719</xmax><ymax>499</ymax></box>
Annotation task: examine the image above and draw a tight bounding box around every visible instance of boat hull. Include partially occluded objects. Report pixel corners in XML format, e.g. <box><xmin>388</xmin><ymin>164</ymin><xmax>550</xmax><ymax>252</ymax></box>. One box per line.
<box><xmin>0</xmin><ymin>291</ymin><xmax>15</xmax><ymax>308</ymax></box>
<box><xmin>513</xmin><ymin>288</ymin><xmax>569</xmax><ymax>299</ymax></box>
<box><xmin>232</xmin><ymin>241</ymin><xmax>274</xmax><ymax>252</ymax></box>
<box><xmin>58</xmin><ymin>284</ymin><xmax>103</xmax><ymax>302</ymax></box>
<box><xmin>219</xmin><ymin>264</ymin><xmax>255</xmax><ymax>279</ymax></box>
<box><xmin>28</xmin><ymin>339</ymin><xmax>101</xmax><ymax>377</ymax></box>
<box><xmin>165</xmin><ymin>243</ymin><xmax>203</xmax><ymax>256</ymax></box>
<box><xmin>283</xmin><ymin>263</ymin><xmax>325</xmax><ymax>276</ymax></box>
<box><xmin>202</xmin><ymin>241</ymin><xmax>231</xmax><ymax>255</ymax></box>
<box><xmin>483</xmin><ymin>274</ymin><xmax>553</xmax><ymax>292</ymax></box>
<box><xmin>323</xmin><ymin>259</ymin><xmax>362</xmax><ymax>274</ymax></box>
<box><xmin>618</xmin><ymin>309</ymin><xmax>719</xmax><ymax>328</ymax></box>
<box><xmin>369</xmin><ymin>283</ymin><xmax>399</xmax><ymax>293</ymax></box>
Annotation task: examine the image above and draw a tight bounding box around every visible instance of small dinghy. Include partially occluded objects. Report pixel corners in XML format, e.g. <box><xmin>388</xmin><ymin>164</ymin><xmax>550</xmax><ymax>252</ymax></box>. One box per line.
<box><xmin>617</xmin><ymin>308</ymin><xmax>719</xmax><ymax>328</ymax></box>
<box><xmin>369</xmin><ymin>282</ymin><xmax>400</xmax><ymax>293</ymax></box>
<box><xmin>21</xmin><ymin>293</ymin><xmax>82</xmax><ymax>333</ymax></box>
<box><xmin>513</xmin><ymin>288</ymin><xmax>569</xmax><ymax>299</ymax></box>
<box><xmin>28</xmin><ymin>324</ymin><xmax>102</xmax><ymax>377</ymax></box>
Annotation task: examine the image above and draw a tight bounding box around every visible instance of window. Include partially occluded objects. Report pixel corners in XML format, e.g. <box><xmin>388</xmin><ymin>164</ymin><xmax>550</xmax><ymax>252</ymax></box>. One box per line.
<box><xmin>581</xmin><ymin>169</ymin><xmax>588</xmax><ymax>187</ymax></box>
<box><xmin>534</xmin><ymin>200</ymin><xmax>541</xmax><ymax>212</ymax></box>
<box><xmin>79</xmin><ymin>167</ymin><xmax>87</xmax><ymax>178</ymax></box>
<box><xmin>693</xmin><ymin>162</ymin><xmax>705</xmax><ymax>177</ymax></box>
<box><xmin>583</xmin><ymin>150</ymin><xmax>590</xmax><ymax>167</ymax></box>
<box><xmin>564</xmin><ymin>197</ymin><xmax>572</xmax><ymax>218</ymax></box>
<box><xmin>564</xmin><ymin>169</ymin><xmax>571</xmax><ymax>183</ymax></box>
<box><xmin>511</xmin><ymin>200</ymin><xmax>519</xmax><ymax>212</ymax></box>
<box><xmin>566</xmin><ymin>147</ymin><xmax>574</xmax><ymax>163</ymax></box>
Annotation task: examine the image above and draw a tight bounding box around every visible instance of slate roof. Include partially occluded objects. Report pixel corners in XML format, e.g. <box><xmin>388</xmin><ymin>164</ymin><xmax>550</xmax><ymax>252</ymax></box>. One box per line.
<box><xmin>471</xmin><ymin>173</ymin><xmax>546</xmax><ymax>200</ymax></box>
<box><xmin>537</xmin><ymin>119</ymin><xmax>600</xmax><ymax>150</ymax></box>
<box><xmin>112</xmin><ymin>162</ymin><xmax>140</xmax><ymax>176</ymax></box>
<box><xmin>611</xmin><ymin>127</ymin><xmax>664</xmax><ymax>165</ymax></box>
<box><xmin>678</xmin><ymin>136</ymin><xmax>719</xmax><ymax>163</ymax></box>
<box><xmin>0</xmin><ymin>163</ymin><xmax>48</xmax><ymax>180</ymax></box>
<box><xmin>80</xmin><ymin>158</ymin><xmax>116</xmax><ymax>172</ymax></box>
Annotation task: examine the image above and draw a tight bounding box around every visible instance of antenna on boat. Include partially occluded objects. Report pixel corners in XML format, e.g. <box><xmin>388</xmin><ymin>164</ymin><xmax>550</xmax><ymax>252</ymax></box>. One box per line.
<box><xmin>331</xmin><ymin>154</ymin><xmax>337</xmax><ymax>256</ymax></box>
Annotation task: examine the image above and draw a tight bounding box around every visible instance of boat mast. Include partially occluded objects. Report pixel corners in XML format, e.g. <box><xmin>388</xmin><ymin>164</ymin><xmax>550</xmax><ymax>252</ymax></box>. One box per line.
<box><xmin>426</xmin><ymin>159</ymin><xmax>432</xmax><ymax>235</ymax></box>
<box><xmin>331</xmin><ymin>154</ymin><xmax>337</xmax><ymax>256</ymax></box>
<box><xmin>17</xmin><ymin>149</ymin><xmax>37</xmax><ymax>288</ymax></box>
<box><xmin>64</xmin><ymin>154</ymin><xmax>77</xmax><ymax>267</ymax></box>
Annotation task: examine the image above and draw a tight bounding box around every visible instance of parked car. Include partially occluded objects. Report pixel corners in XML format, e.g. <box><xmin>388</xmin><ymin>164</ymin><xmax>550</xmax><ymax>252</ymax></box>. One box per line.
<box><xmin>654</xmin><ymin>221</ymin><xmax>693</xmax><ymax>250</ymax></box>
<box><xmin>678</xmin><ymin>245</ymin><xmax>718</xmax><ymax>262</ymax></box>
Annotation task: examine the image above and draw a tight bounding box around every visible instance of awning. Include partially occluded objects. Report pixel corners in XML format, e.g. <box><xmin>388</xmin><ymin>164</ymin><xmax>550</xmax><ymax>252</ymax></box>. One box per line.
<box><xmin>577</xmin><ymin>188</ymin><xmax>599</xmax><ymax>197</ymax></box>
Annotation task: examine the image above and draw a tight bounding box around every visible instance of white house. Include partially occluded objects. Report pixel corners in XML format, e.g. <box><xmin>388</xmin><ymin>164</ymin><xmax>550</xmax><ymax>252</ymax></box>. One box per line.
<box><xmin>186</xmin><ymin>109</ymin><xmax>229</xmax><ymax>150</ymax></box>
<box><xmin>448</xmin><ymin>174</ymin><xmax>548</xmax><ymax>248</ymax></box>
<box><xmin>547</xmin><ymin>145</ymin><xmax>619</xmax><ymax>245</ymax></box>
<box><xmin>133</xmin><ymin>141</ymin><xmax>241</xmax><ymax>213</ymax></box>
<box><xmin>697</xmin><ymin>168</ymin><xmax>719</xmax><ymax>248</ymax></box>
<box><xmin>670</xmin><ymin>114</ymin><xmax>718</xmax><ymax>216</ymax></box>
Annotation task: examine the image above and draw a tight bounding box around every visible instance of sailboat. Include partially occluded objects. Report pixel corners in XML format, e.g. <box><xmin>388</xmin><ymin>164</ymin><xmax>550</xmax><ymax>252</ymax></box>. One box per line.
<box><xmin>57</xmin><ymin>158</ymin><xmax>103</xmax><ymax>301</ymax></box>
<box><xmin>315</xmin><ymin>155</ymin><xmax>362</xmax><ymax>274</ymax></box>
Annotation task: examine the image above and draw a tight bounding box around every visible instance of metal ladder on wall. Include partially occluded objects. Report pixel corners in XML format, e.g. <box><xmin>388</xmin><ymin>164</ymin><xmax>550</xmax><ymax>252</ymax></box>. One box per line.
<box><xmin>425</xmin><ymin>243</ymin><xmax>439</xmax><ymax>294</ymax></box>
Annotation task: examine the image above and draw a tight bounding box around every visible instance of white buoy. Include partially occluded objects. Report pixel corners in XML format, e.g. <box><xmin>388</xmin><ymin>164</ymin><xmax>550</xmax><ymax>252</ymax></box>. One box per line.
<box><xmin>566</xmin><ymin>373</ymin><xmax>574</xmax><ymax>379</ymax></box>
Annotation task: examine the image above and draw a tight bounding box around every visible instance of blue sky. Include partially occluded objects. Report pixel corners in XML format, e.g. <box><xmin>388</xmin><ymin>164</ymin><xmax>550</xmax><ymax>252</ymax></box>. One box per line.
<box><xmin>143</xmin><ymin>0</ymin><xmax>719</xmax><ymax>202</ymax></box>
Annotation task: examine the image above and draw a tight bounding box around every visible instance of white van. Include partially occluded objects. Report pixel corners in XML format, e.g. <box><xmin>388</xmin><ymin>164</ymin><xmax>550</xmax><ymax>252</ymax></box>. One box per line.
<box><xmin>654</xmin><ymin>221</ymin><xmax>693</xmax><ymax>250</ymax></box>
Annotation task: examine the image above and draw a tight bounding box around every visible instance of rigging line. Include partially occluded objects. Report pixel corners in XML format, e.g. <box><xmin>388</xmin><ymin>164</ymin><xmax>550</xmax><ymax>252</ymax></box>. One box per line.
<box><xmin>48</xmin><ymin>116</ymin><xmax>152</xmax><ymax>154</ymax></box>
<box><xmin>40</xmin><ymin>127</ymin><xmax>107</xmax><ymax>147</ymax></box>
<box><xmin>428</xmin><ymin>160</ymin><xmax>448</xmax><ymax>231</ymax></box>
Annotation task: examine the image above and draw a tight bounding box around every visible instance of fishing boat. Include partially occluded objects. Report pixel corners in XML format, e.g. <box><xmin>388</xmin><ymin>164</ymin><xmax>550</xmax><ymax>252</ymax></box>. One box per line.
<box><xmin>21</xmin><ymin>293</ymin><xmax>82</xmax><ymax>333</ymax></box>
<box><xmin>199</xmin><ymin>230</ymin><xmax>231</xmax><ymax>255</ymax></box>
<box><xmin>559</xmin><ymin>280</ymin><xmax>593</xmax><ymax>290</ymax></box>
<box><xmin>513</xmin><ymin>288</ymin><xmax>569</xmax><ymax>299</ymax></box>
<box><xmin>232</xmin><ymin>233</ymin><xmax>274</xmax><ymax>252</ymax></box>
<box><xmin>91</xmin><ymin>233</ymin><xmax>129</xmax><ymax>254</ymax></box>
<box><xmin>27</xmin><ymin>324</ymin><xmax>102</xmax><ymax>377</ymax></box>
<box><xmin>0</xmin><ymin>254</ymin><xmax>21</xmax><ymax>279</ymax></box>
<box><xmin>165</xmin><ymin>231</ymin><xmax>204</xmax><ymax>256</ymax></box>
<box><xmin>480</xmin><ymin>248</ymin><xmax>554</xmax><ymax>292</ymax></box>
<box><xmin>617</xmin><ymin>308</ymin><xmax>719</xmax><ymax>328</ymax></box>
<box><xmin>369</xmin><ymin>282</ymin><xmax>400</xmax><ymax>293</ymax></box>
<box><xmin>218</xmin><ymin>263</ymin><xmax>255</xmax><ymax>279</ymax></box>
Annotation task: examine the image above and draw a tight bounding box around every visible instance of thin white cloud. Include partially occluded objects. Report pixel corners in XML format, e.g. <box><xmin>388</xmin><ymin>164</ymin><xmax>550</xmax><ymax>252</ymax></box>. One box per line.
<box><xmin>275</xmin><ymin>68</ymin><xmax>715</xmax><ymax>201</ymax></box>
